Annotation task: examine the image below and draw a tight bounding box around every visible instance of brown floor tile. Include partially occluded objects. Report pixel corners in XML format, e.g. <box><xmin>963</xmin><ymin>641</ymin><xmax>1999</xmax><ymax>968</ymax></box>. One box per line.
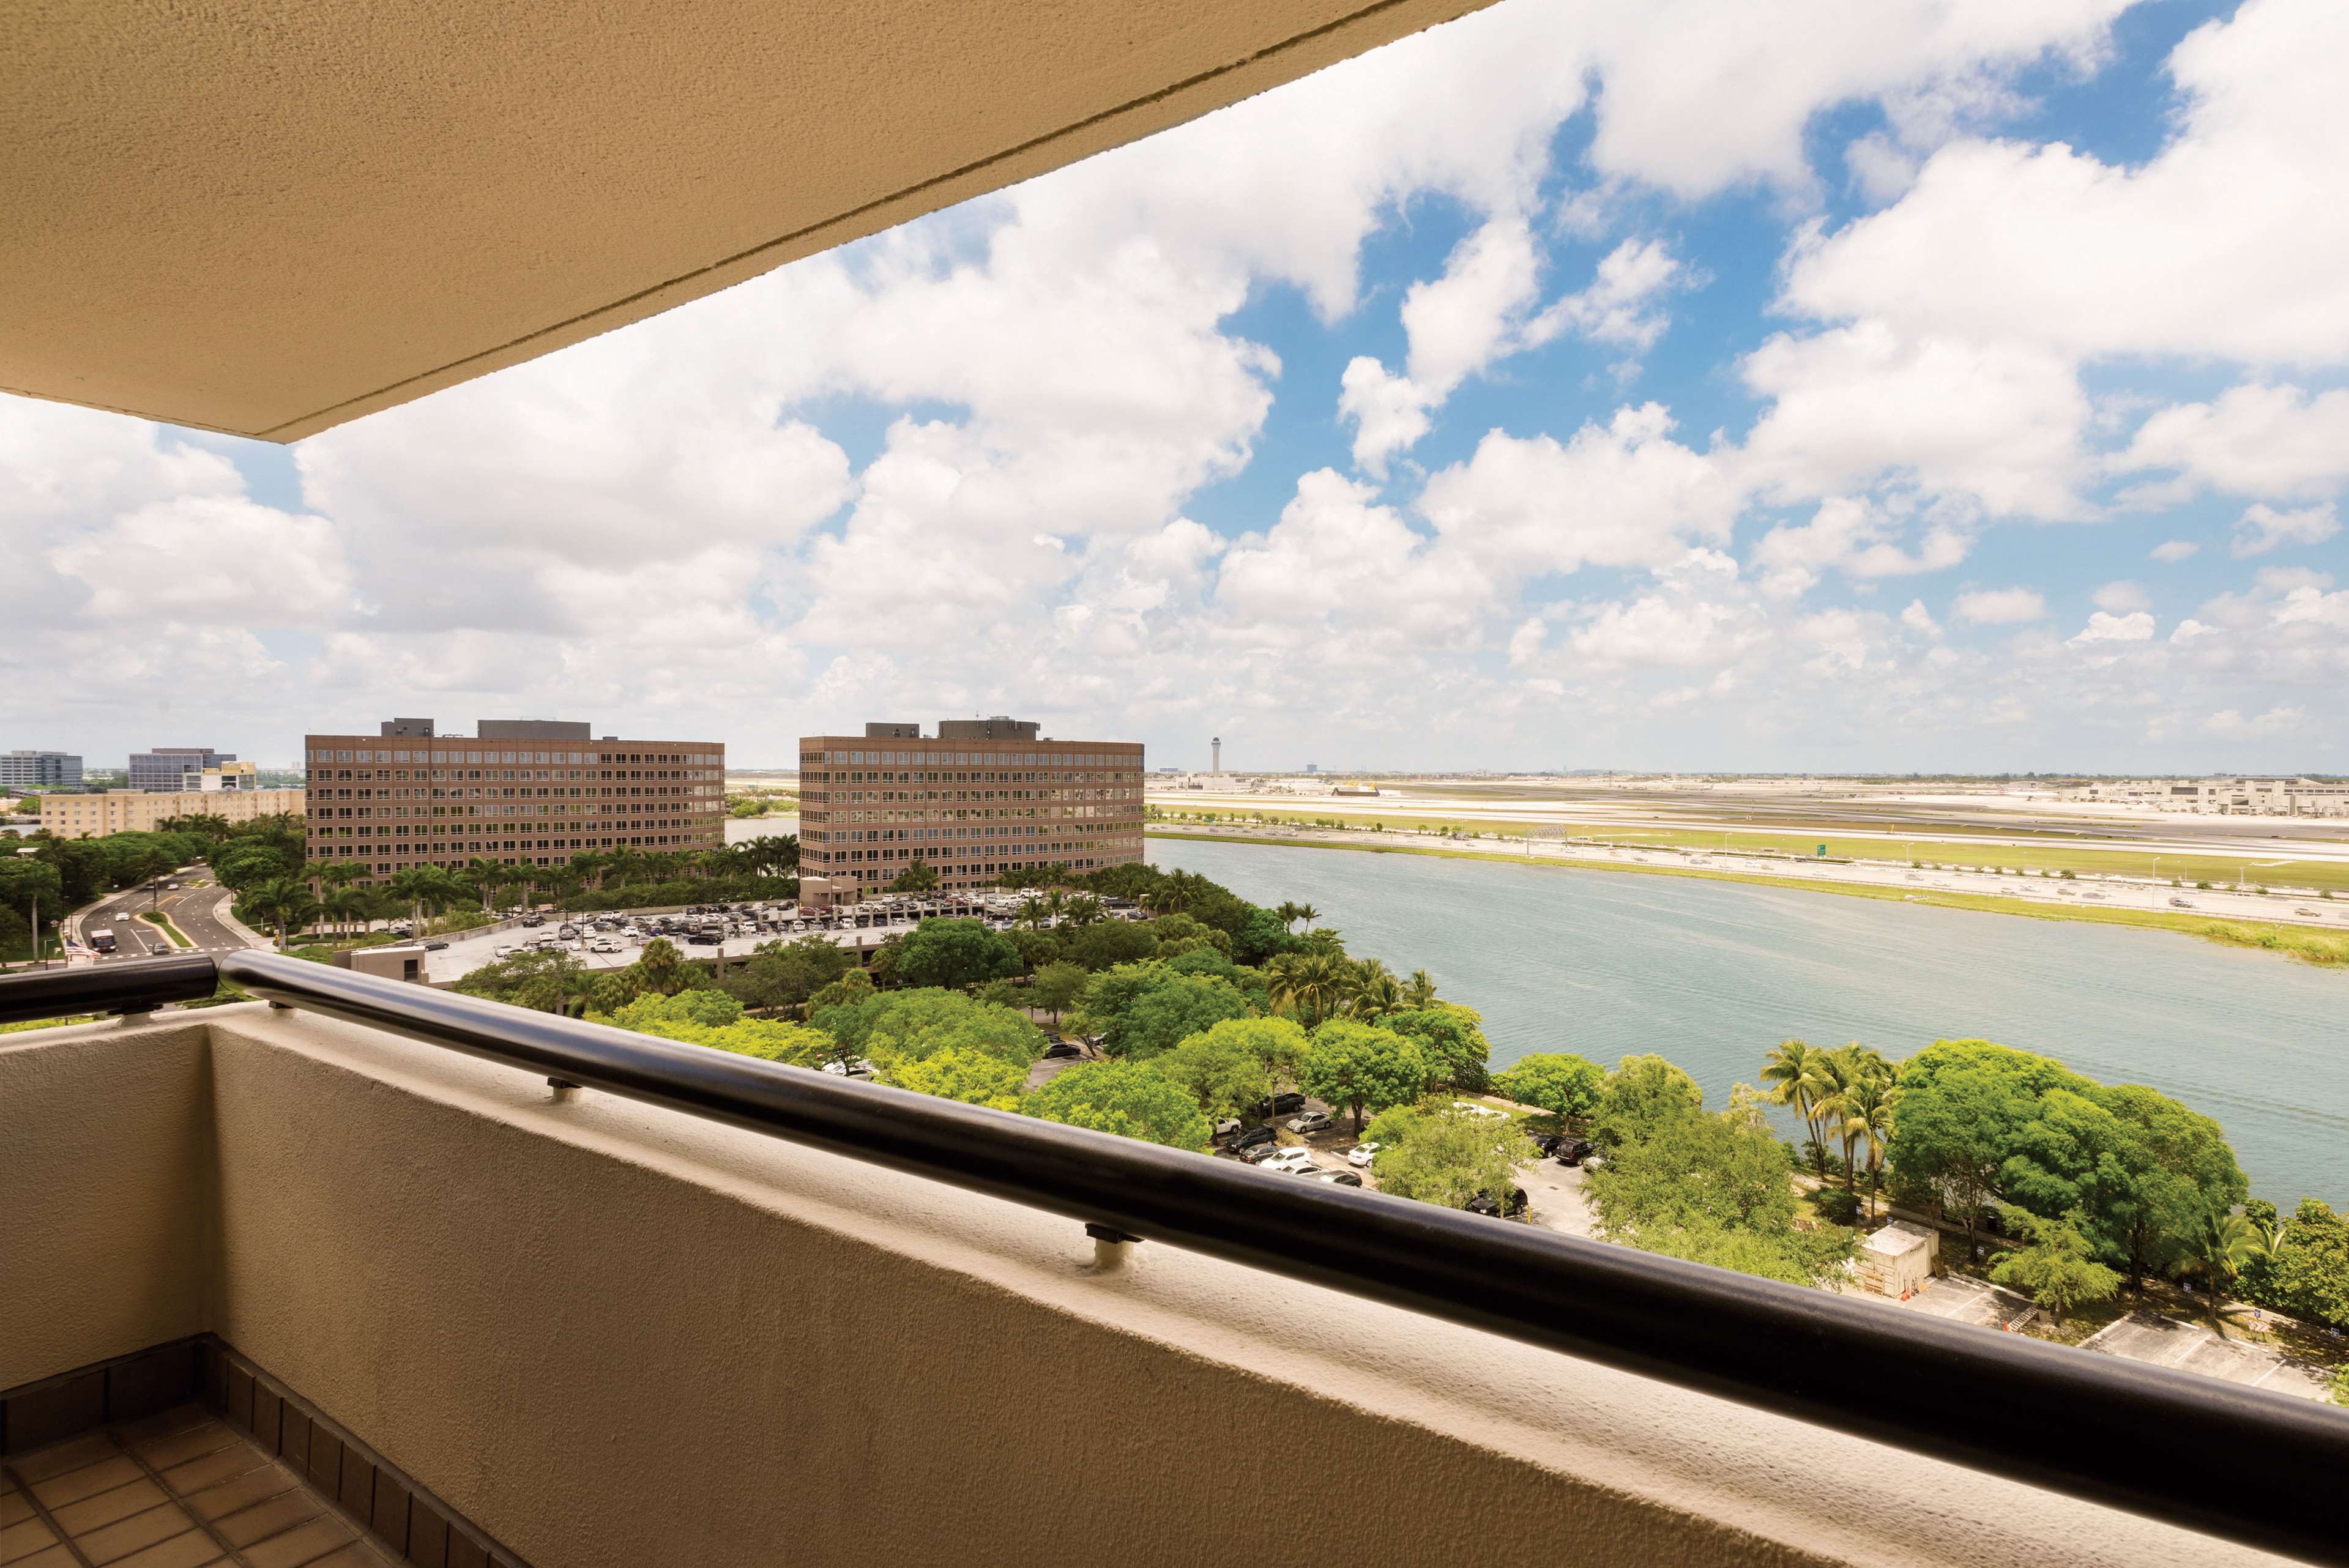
<box><xmin>108</xmin><ymin>1530</ymin><xmax>224</xmax><ymax>1568</ymax></box>
<box><xmin>182</xmin><ymin>1462</ymin><xmax>302</xmax><ymax>1523</ymax></box>
<box><xmin>111</xmin><ymin>1407</ymin><xmax>211</xmax><ymax>1449</ymax></box>
<box><xmin>29</xmin><ymin>1452</ymin><xmax>142</xmax><ymax>1508</ymax></box>
<box><xmin>241</xmin><ymin>1515</ymin><xmax>357</xmax><ymax>1568</ymax></box>
<box><xmin>158</xmin><ymin>1441</ymin><xmax>269</xmax><ymax>1498</ymax></box>
<box><xmin>2</xmin><ymin>1545</ymin><xmax>77</xmax><ymax>1568</ymax></box>
<box><xmin>214</xmin><ymin>1490</ymin><xmax>324</xmax><ymax>1550</ymax></box>
<box><xmin>0</xmin><ymin>1493</ymin><xmax>30</xmax><ymax>1529</ymax></box>
<box><xmin>311</xmin><ymin>1542</ymin><xmax>400</xmax><ymax>1568</ymax></box>
<box><xmin>51</xmin><ymin>1476</ymin><xmax>166</xmax><ymax>1535</ymax></box>
<box><xmin>0</xmin><ymin>1515</ymin><xmax>59</xmax><ymax>1562</ymax></box>
<box><xmin>132</xmin><ymin>1427</ymin><xmax>237</xmax><ymax>1473</ymax></box>
<box><xmin>73</xmin><ymin>1499</ymin><xmax>191</xmax><ymax>1565</ymax></box>
<box><xmin>9</xmin><ymin>1433</ymin><xmax>116</xmax><ymax>1484</ymax></box>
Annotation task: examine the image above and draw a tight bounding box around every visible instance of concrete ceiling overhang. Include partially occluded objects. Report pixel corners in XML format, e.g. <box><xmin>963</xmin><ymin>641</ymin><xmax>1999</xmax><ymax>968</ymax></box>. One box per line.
<box><xmin>2</xmin><ymin>0</ymin><xmax>1493</xmax><ymax>443</ymax></box>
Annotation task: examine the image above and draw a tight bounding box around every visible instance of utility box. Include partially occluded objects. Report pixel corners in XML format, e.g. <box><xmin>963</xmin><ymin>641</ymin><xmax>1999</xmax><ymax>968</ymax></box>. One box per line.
<box><xmin>1856</xmin><ymin>1220</ymin><xmax>1938</xmax><ymax>1298</ymax></box>
<box><xmin>336</xmin><ymin>943</ymin><xmax>429</xmax><ymax>984</ymax></box>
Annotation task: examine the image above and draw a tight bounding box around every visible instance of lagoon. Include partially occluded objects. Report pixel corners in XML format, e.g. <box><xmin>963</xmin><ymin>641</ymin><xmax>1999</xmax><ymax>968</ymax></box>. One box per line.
<box><xmin>1148</xmin><ymin>836</ymin><xmax>2349</xmax><ymax>1209</ymax></box>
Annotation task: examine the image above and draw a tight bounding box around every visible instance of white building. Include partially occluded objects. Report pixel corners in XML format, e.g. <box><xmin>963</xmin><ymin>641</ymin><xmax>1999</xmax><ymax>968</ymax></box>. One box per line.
<box><xmin>2061</xmin><ymin>778</ymin><xmax>2349</xmax><ymax>817</ymax></box>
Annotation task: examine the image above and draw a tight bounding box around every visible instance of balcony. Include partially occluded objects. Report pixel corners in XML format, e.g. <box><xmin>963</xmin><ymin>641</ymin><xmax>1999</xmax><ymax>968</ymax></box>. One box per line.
<box><xmin>2</xmin><ymin>956</ymin><xmax>2342</xmax><ymax>1568</ymax></box>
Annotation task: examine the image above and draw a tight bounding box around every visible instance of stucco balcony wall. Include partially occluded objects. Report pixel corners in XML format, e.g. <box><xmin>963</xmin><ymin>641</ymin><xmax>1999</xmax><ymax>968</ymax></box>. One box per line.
<box><xmin>0</xmin><ymin>1006</ymin><xmax>2288</xmax><ymax>1567</ymax></box>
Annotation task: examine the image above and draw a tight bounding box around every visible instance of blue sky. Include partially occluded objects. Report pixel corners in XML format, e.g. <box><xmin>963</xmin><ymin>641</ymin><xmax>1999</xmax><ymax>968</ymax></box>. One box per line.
<box><xmin>4</xmin><ymin>0</ymin><xmax>2345</xmax><ymax>774</ymax></box>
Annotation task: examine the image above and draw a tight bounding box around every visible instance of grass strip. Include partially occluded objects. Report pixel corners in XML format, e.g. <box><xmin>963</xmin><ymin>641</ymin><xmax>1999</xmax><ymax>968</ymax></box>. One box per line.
<box><xmin>1145</xmin><ymin>829</ymin><xmax>2349</xmax><ymax>969</ymax></box>
<box><xmin>136</xmin><ymin>908</ymin><xmax>193</xmax><ymax>947</ymax></box>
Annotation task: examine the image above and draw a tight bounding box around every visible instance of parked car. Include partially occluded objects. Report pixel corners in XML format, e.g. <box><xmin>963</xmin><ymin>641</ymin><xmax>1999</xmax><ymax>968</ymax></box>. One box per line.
<box><xmin>1042</xmin><ymin>1039</ymin><xmax>1082</xmax><ymax>1060</ymax></box>
<box><xmin>519</xmin><ymin>915</ymin><xmax>545</xmax><ymax>927</ymax></box>
<box><xmin>1465</xmin><ymin>1187</ymin><xmax>1529</xmax><ymax>1219</ymax></box>
<box><xmin>1254</xmin><ymin>1092</ymin><xmax>1306</xmax><ymax>1118</ymax></box>
<box><xmin>493</xmin><ymin>943</ymin><xmax>518</xmax><ymax>958</ymax></box>
<box><xmin>2169</xmin><ymin>897</ymin><xmax>2195</xmax><ymax>908</ymax></box>
<box><xmin>1346</xmin><ymin>1142</ymin><xmax>1381</xmax><ymax>1168</ymax></box>
<box><xmin>821</xmin><ymin>1058</ymin><xmax>877</xmax><ymax>1080</ymax></box>
<box><xmin>1286</xmin><ymin>1110</ymin><xmax>1334</xmax><ymax>1135</ymax></box>
<box><xmin>685</xmin><ymin>932</ymin><xmax>721</xmax><ymax>946</ymax></box>
<box><xmin>1239</xmin><ymin>1140</ymin><xmax>1291</xmax><ymax>1164</ymax></box>
<box><xmin>422</xmin><ymin>939</ymin><xmax>449</xmax><ymax>951</ymax></box>
<box><xmin>1212</xmin><ymin>1117</ymin><xmax>1245</xmax><ymax>1140</ymax></box>
<box><xmin>1227</xmin><ymin>1124</ymin><xmax>1278</xmax><ymax>1154</ymax></box>
<box><xmin>1554</xmin><ymin>1139</ymin><xmax>1595</xmax><ymax>1167</ymax></box>
<box><xmin>1310</xmin><ymin>1170</ymin><xmax>1364</xmax><ymax>1187</ymax></box>
<box><xmin>1259</xmin><ymin>1148</ymin><xmax>1316</xmax><ymax>1175</ymax></box>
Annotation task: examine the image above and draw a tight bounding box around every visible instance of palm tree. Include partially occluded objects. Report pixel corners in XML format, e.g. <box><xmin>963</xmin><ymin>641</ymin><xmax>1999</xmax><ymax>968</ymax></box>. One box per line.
<box><xmin>320</xmin><ymin>885</ymin><xmax>365</xmax><ymax>938</ymax></box>
<box><xmin>1760</xmin><ymin>1039</ymin><xmax>1828</xmax><ymax>1178</ymax></box>
<box><xmin>1347</xmin><ymin>959</ymin><xmax>1402</xmax><ymax>1021</ymax></box>
<box><xmin>248</xmin><ymin>877</ymin><xmax>321</xmax><ymax>950</ymax></box>
<box><xmin>2184</xmin><ymin>1202</ymin><xmax>2258</xmax><ymax>1336</ymax></box>
<box><xmin>1289</xmin><ymin>902</ymin><xmax>1320</xmax><ymax>932</ymax></box>
<box><xmin>1401</xmin><ymin>969</ymin><xmax>1439</xmax><ymax>1010</ymax></box>
<box><xmin>459</xmin><ymin>858</ymin><xmax>505</xmax><ymax>912</ymax></box>
<box><xmin>1838</xmin><ymin>1075</ymin><xmax>1899</xmax><ymax>1219</ymax></box>
<box><xmin>1267</xmin><ymin>949</ymin><xmax>1351</xmax><ymax>1028</ymax></box>
<box><xmin>1061</xmin><ymin>894</ymin><xmax>1105</xmax><ymax>929</ymax></box>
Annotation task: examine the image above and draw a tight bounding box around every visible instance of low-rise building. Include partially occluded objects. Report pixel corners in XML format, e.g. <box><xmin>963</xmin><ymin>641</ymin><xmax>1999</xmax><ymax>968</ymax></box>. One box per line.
<box><xmin>1</xmin><ymin>749</ymin><xmax>82</xmax><ymax>789</ymax></box>
<box><xmin>798</xmin><ymin>718</ymin><xmax>1144</xmax><ymax>904</ymax></box>
<box><xmin>40</xmin><ymin>787</ymin><xmax>305</xmax><ymax>838</ymax></box>
<box><xmin>2061</xmin><ymin>777</ymin><xmax>2349</xmax><ymax>816</ymax></box>
<box><xmin>128</xmin><ymin>746</ymin><xmax>236</xmax><ymax>792</ymax></box>
<box><xmin>302</xmin><ymin>719</ymin><xmax>725</xmax><ymax>883</ymax></box>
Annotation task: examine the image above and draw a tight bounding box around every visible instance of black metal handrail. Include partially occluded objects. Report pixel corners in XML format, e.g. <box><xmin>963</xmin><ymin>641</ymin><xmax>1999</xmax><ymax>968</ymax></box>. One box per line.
<box><xmin>7</xmin><ymin>953</ymin><xmax>2347</xmax><ymax>1564</ymax></box>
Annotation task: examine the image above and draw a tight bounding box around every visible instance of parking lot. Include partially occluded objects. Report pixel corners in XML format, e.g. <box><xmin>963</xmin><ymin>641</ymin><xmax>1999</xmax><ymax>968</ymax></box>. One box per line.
<box><xmin>2081</xmin><ymin>1311</ymin><xmax>2332</xmax><ymax>1400</ymax></box>
<box><xmin>1892</xmin><ymin>1273</ymin><xmax>2032</xmax><ymax>1329</ymax></box>
<box><xmin>419</xmin><ymin>893</ymin><xmax>1141</xmax><ymax>984</ymax></box>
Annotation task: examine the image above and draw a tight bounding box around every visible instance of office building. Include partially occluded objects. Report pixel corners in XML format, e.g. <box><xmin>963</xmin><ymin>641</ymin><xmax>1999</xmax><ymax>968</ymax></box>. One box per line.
<box><xmin>0</xmin><ymin>749</ymin><xmax>81</xmax><ymax>789</ymax></box>
<box><xmin>42</xmin><ymin>786</ymin><xmax>305</xmax><ymax>839</ymax></box>
<box><xmin>200</xmin><ymin>759</ymin><xmax>261</xmax><ymax>792</ymax></box>
<box><xmin>128</xmin><ymin>746</ymin><xmax>236</xmax><ymax>792</ymax></box>
<box><xmin>797</xmin><ymin>717</ymin><xmax>1144</xmax><ymax>905</ymax></box>
<box><xmin>2060</xmin><ymin>776</ymin><xmax>2349</xmax><ymax>817</ymax></box>
<box><xmin>302</xmin><ymin>719</ymin><xmax>725</xmax><ymax>882</ymax></box>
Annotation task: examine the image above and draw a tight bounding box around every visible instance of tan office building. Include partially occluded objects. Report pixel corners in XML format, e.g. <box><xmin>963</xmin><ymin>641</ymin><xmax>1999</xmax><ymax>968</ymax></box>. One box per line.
<box><xmin>40</xmin><ymin>787</ymin><xmax>307</xmax><ymax>839</ymax></box>
<box><xmin>303</xmin><ymin>719</ymin><xmax>724</xmax><ymax>883</ymax></box>
<box><xmin>797</xmin><ymin>718</ymin><xmax>1144</xmax><ymax>905</ymax></box>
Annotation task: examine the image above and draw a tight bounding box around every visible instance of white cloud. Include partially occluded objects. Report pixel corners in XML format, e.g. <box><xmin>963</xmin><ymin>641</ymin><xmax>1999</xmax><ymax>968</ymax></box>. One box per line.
<box><xmin>47</xmin><ymin>495</ymin><xmax>354</xmax><ymax>628</ymax></box>
<box><xmin>2204</xmin><ymin>705</ymin><xmax>2304</xmax><ymax>737</ymax></box>
<box><xmin>2116</xmin><ymin>384</ymin><xmax>2349</xmax><ymax>502</ymax></box>
<box><xmin>1569</xmin><ymin>592</ymin><xmax>1762</xmax><ymax>668</ymax></box>
<box><xmin>1955</xmin><ymin>587</ymin><xmax>2047</xmax><ymax>623</ymax></box>
<box><xmin>1524</xmin><ymin>238</ymin><xmax>1685</xmax><ymax>355</ymax></box>
<box><xmin>1738</xmin><ymin>322</ymin><xmax>2088</xmax><ymax>517</ymax></box>
<box><xmin>2151</xmin><ymin>539</ymin><xmax>2200</xmax><ymax>563</ymax></box>
<box><xmin>2170</xmin><ymin>618</ymin><xmax>2217</xmax><ymax>643</ymax></box>
<box><xmin>2093</xmin><ymin>580</ymin><xmax>2151</xmax><ymax>612</ymax></box>
<box><xmin>2069</xmin><ymin>610</ymin><xmax>2154</xmax><ymax>645</ymax></box>
<box><xmin>2272</xmin><ymin>582</ymin><xmax>2349</xmax><ymax>630</ymax></box>
<box><xmin>1749</xmin><ymin>495</ymin><xmax>1971</xmax><ymax>596</ymax></box>
<box><xmin>1779</xmin><ymin>0</ymin><xmax>2349</xmax><ymax>364</ymax></box>
<box><xmin>1418</xmin><ymin>405</ymin><xmax>1740</xmax><ymax>578</ymax></box>
<box><xmin>2232</xmin><ymin>502</ymin><xmax>2340</xmax><ymax>557</ymax></box>
<box><xmin>1900</xmin><ymin>598</ymin><xmax>1941</xmax><ymax>636</ymax></box>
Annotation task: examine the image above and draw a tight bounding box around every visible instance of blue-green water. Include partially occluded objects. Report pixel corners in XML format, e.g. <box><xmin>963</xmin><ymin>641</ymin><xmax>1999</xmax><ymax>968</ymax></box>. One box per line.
<box><xmin>1149</xmin><ymin>838</ymin><xmax>2349</xmax><ymax>1209</ymax></box>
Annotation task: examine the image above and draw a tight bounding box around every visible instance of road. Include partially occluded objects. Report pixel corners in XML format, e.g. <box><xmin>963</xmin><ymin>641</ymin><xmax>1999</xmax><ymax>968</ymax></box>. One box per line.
<box><xmin>69</xmin><ymin>868</ymin><xmax>255</xmax><ymax>960</ymax></box>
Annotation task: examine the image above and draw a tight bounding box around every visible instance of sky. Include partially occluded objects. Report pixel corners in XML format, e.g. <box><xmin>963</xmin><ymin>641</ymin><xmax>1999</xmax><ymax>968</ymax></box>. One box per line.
<box><xmin>5</xmin><ymin>0</ymin><xmax>2347</xmax><ymax>775</ymax></box>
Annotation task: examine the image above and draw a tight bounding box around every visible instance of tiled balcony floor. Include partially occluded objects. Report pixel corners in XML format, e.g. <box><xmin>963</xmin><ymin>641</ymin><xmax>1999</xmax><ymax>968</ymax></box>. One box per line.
<box><xmin>1</xmin><ymin>1405</ymin><xmax>393</xmax><ymax>1568</ymax></box>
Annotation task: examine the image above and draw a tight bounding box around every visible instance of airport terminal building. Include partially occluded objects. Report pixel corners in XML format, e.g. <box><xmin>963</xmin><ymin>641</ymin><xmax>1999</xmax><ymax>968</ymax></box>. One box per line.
<box><xmin>797</xmin><ymin>717</ymin><xmax>1144</xmax><ymax>905</ymax></box>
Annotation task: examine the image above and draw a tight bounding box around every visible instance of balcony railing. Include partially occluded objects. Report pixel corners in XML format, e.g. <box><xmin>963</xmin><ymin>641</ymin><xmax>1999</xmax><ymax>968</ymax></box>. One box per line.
<box><xmin>3</xmin><ymin>953</ymin><xmax>2345</xmax><ymax>1566</ymax></box>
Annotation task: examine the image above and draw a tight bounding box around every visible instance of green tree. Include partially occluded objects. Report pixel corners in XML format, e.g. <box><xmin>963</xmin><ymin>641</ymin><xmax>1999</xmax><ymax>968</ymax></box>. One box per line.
<box><xmin>458</xmin><ymin>948</ymin><xmax>600</xmax><ymax>1015</ymax></box>
<box><xmin>1264</xmin><ymin>948</ymin><xmax>1352</xmax><ymax>1028</ymax></box>
<box><xmin>1594</xmin><ymin>1054</ymin><xmax>1705</xmax><ymax>1147</ymax></box>
<box><xmin>1493</xmin><ymin>1052</ymin><xmax>1606</xmax><ymax>1120</ymax></box>
<box><xmin>1158</xmin><ymin>1026</ymin><xmax>1268</xmax><ymax>1123</ymax></box>
<box><xmin>1372</xmin><ymin>1105</ymin><xmax>1537</xmax><ymax>1211</ymax></box>
<box><xmin>820</xmin><ymin>988</ymin><xmax>1044</xmax><ymax>1071</ymax></box>
<box><xmin>1760</xmin><ymin>1038</ymin><xmax>1831</xmax><ymax>1178</ymax></box>
<box><xmin>2258</xmin><ymin>1199</ymin><xmax>2349</xmax><ymax>1329</ymax></box>
<box><xmin>882</xmin><ymin>1046</ymin><xmax>1026</xmax><ymax>1109</ymax></box>
<box><xmin>806</xmin><ymin>967</ymin><xmax>876</xmax><ymax>1014</ymax></box>
<box><xmin>720</xmin><ymin>934</ymin><xmax>855</xmax><ymax>1013</ymax></box>
<box><xmin>891</xmin><ymin>917</ymin><xmax>1023</xmax><ymax>990</ymax></box>
<box><xmin>597</xmin><ymin>989</ymin><xmax>832</xmax><ymax>1066</ymax></box>
<box><xmin>1301</xmin><ymin>1020</ymin><xmax>1429</xmax><ymax>1133</ymax></box>
<box><xmin>885</xmin><ymin>859</ymin><xmax>939</xmax><ymax>893</ymax></box>
<box><xmin>1063</xmin><ymin>919</ymin><xmax>1158</xmax><ymax>972</ymax></box>
<box><xmin>1028</xmin><ymin>960</ymin><xmax>1089</xmax><ymax>1024</ymax></box>
<box><xmin>1022</xmin><ymin>1060</ymin><xmax>1212</xmax><ymax>1150</ymax></box>
<box><xmin>1988</xmin><ymin>1208</ymin><xmax>2121</xmax><ymax>1326</ymax></box>
<box><xmin>1383</xmin><ymin>1004</ymin><xmax>1491</xmax><ymax>1092</ymax></box>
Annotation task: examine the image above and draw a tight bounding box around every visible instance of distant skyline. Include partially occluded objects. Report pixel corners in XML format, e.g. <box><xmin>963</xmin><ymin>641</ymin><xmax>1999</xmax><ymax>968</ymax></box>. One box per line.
<box><xmin>4</xmin><ymin>0</ymin><xmax>2345</xmax><ymax>774</ymax></box>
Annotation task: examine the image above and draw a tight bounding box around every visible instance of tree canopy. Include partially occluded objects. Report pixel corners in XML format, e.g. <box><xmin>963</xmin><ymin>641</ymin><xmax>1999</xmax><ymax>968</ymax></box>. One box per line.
<box><xmin>1384</xmin><ymin>1005</ymin><xmax>1493</xmax><ymax>1093</ymax></box>
<box><xmin>1300</xmin><ymin>1020</ymin><xmax>1428</xmax><ymax>1132</ymax></box>
<box><xmin>1370</xmin><ymin>1103</ymin><xmax>1538</xmax><ymax>1209</ymax></box>
<box><xmin>890</xmin><ymin>917</ymin><xmax>1024</xmax><ymax>990</ymax></box>
<box><xmin>882</xmin><ymin>1046</ymin><xmax>1026</xmax><ymax>1109</ymax></box>
<box><xmin>1494</xmin><ymin>1052</ymin><xmax>1606</xmax><ymax>1119</ymax></box>
<box><xmin>1022</xmin><ymin>1060</ymin><xmax>1212</xmax><ymax>1150</ymax></box>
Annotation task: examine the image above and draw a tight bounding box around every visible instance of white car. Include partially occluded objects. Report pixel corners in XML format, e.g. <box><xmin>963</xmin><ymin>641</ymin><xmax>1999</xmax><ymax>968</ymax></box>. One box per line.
<box><xmin>1451</xmin><ymin>1100</ymin><xmax>1507</xmax><ymax>1120</ymax></box>
<box><xmin>1259</xmin><ymin>1148</ymin><xmax>1316</xmax><ymax>1175</ymax></box>
<box><xmin>1346</xmin><ymin>1142</ymin><xmax>1382</xmax><ymax>1169</ymax></box>
<box><xmin>589</xmin><ymin>938</ymin><xmax>622</xmax><ymax>954</ymax></box>
<box><xmin>493</xmin><ymin>943</ymin><xmax>518</xmax><ymax>958</ymax></box>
